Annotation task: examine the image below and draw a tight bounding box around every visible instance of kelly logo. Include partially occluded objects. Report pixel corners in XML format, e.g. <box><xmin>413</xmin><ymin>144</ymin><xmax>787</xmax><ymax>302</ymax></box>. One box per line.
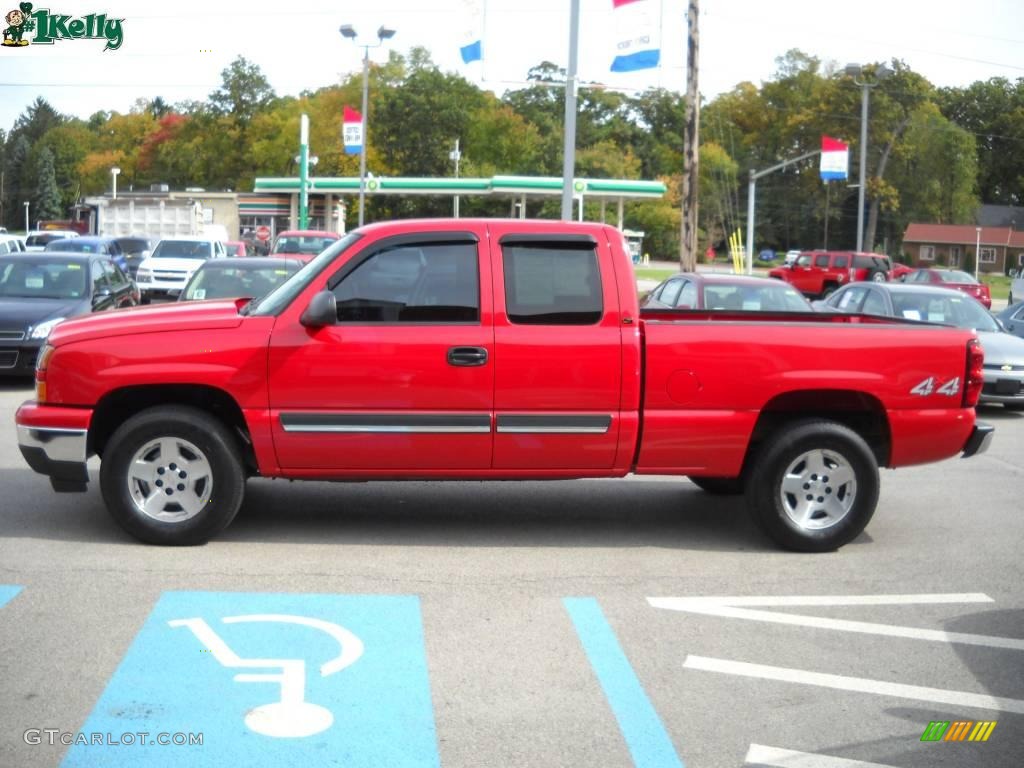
<box><xmin>920</xmin><ymin>720</ymin><xmax>997</xmax><ymax>742</ymax></box>
<box><xmin>2</xmin><ymin>2</ymin><xmax>124</xmax><ymax>50</ymax></box>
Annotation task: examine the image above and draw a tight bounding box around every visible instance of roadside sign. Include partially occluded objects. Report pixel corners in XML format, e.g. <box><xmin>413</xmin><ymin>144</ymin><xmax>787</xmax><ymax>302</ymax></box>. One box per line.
<box><xmin>255</xmin><ymin>225</ymin><xmax>271</xmax><ymax>242</ymax></box>
<box><xmin>820</xmin><ymin>136</ymin><xmax>849</xmax><ymax>181</ymax></box>
<box><xmin>343</xmin><ymin>106</ymin><xmax>363</xmax><ymax>155</ymax></box>
<box><xmin>62</xmin><ymin>591</ymin><xmax>440</xmax><ymax>767</ymax></box>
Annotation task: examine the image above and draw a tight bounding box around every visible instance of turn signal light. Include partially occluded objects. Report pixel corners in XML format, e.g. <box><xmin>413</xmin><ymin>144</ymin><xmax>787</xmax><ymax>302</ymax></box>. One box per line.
<box><xmin>36</xmin><ymin>343</ymin><xmax>55</xmax><ymax>373</ymax></box>
<box><xmin>963</xmin><ymin>338</ymin><xmax>984</xmax><ymax>407</ymax></box>
<box><xmin>35</xmin><ymin>344</ymin><xmax>54</xmax><ymax>404</ymax></box>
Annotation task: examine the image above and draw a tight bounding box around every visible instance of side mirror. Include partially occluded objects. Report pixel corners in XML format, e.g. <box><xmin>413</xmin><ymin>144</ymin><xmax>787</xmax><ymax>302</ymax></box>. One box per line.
<box><xmin>92</xmin><ymin>287</ymin><xmax>111</xmax><ymax>305</ymax></box>
<box><xmin>300</xmin><ymin>290</ymin><xmax>337</xmax><ymax>327</ymax></box>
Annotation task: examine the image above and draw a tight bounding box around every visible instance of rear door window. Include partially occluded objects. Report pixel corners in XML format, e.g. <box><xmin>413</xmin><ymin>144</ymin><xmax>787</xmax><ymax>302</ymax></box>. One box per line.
<box><xmin>814</xmin><ymin>254</ymin><xmax>830</xmax><ymax>268</ymax></box>
<box><xmin>502</xmin><ymin>242</ymin><xmax>602</xmax><ymax>325</ymax></box>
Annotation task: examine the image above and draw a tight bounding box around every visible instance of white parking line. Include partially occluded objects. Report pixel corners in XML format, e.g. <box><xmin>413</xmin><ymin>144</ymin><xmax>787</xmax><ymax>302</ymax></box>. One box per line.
<box><xmin>647</xmin><ymin>594</ymin><xmax>1024</xmax><ymax>651</ymax></box>
<box><xmin>745</xmin><ymin>744</ymin><xmax>899</xmax><ymax>767</ymax></box>
<box><xmin>684</xmin><ymin>656</ymin><xmax>1024</xmax><ymax>714</ymax></box>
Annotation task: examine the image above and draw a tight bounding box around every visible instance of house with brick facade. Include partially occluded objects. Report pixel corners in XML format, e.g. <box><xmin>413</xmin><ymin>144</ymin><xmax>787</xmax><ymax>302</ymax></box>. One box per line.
<box><xmin>902</xmin><ymin>223</ymin><xmax>1024</xmax><ymax>274</ymax></box>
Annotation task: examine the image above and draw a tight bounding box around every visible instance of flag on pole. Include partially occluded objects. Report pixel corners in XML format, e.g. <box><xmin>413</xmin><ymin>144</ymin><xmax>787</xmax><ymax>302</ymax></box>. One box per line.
<box><xmin>610</xmin><ymin>0</ymin><xmax>660</xmax><ymax>72</ymax></box>
<box><xmin>343</xmin><ymin>106</ymin><xmax>363</xmax><ymax>155</ymax></box>
<box><xmin>459</xmin><ymin>0</ymin><xmax>483</xmax><ymax>64</ymax></box>
<box><xmin>820</xmin><ymin>136</ymin><xmax>849</xmax><ymax>181</ymax></box>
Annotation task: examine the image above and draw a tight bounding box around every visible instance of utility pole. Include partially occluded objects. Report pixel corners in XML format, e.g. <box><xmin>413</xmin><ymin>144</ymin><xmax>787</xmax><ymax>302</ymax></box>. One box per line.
<box><xmin>560</xmin><ymin>0</ymin><xmax>581</xmax><ymax>221</ymax></box>
<box><xmin>450</xmin><ymin>138</ymin><xmax>461</xmax><ymax>218</ymax></box>
<box><xmin>680</xmin><ymin>0</ymin><xmax>700</xmax><ymax>271</ymax></box>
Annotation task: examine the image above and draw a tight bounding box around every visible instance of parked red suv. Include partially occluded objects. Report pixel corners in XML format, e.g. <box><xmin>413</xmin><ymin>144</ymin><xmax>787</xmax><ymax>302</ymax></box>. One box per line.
<box><xmin>769</xmin><ymin>250</ymin><xmax>892</xmax><ymax>298</ymax></box>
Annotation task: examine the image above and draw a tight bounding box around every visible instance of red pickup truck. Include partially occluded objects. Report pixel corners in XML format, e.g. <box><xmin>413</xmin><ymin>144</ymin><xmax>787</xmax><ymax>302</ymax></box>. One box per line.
<box><xmin>16</xmin><ymin>219</ymin><xmax>993</xmax><ymax>552</ymax></box>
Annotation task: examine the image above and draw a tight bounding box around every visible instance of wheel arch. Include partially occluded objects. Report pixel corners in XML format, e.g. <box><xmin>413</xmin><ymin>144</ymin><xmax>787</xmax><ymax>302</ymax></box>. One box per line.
<box><xmin>89</xmin><ymin>385</ymin><xmax>258</xmax><ymax>474</ymax></box>
<box><xmin>743</xmin><ymin>389</ymin><xmax>891</xmax><ymax>472</ymax></box>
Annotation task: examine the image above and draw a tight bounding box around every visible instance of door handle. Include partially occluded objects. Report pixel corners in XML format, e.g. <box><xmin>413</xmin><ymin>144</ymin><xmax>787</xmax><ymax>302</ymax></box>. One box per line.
<box><xmin>447</xmin><ymin>346</ymin><xmax>488</xmax><ymax>367</ymax></box>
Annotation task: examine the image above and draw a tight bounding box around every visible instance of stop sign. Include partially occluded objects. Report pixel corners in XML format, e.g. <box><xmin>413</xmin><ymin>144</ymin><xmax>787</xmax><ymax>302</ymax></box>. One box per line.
<box><xmin>255</xmin><ymin>225</ymin><xmax>271</xmax><ymax>241</ymax></box>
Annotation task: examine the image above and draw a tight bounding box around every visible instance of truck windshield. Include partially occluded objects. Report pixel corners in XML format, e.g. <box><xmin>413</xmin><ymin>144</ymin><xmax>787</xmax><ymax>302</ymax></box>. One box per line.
<box><xmin>249</xmin><ymin>232</ymin><xmax>362</xmax><ymax>316</ymax></box>
<box><xmin>152</xmin><ymin>241</ymin><xmax>213</xmax><ymax>259</ymax></box>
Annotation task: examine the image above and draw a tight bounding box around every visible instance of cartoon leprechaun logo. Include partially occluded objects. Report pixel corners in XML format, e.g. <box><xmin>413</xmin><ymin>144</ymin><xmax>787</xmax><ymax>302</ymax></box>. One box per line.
<box><xmin>2</xmin><ymin>2</ymin><xmax>34</xmax><ymax>46</ymax></box>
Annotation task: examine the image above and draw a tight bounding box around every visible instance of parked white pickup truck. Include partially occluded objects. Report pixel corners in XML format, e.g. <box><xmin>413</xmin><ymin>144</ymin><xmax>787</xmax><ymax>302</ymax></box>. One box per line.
<box><xmin>1010</xmin><ymin>268</ymin><xmax>1024</xmax><ymax>306</ymax></box>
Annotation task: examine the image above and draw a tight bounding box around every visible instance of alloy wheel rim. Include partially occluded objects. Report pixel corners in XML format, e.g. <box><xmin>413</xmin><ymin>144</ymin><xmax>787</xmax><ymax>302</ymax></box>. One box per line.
<box><xmin>127</xmin><ymin>436</ymin><xmax>213</xmax><ymax>523</ymax></box>
<box><xmin>779</xmin><ymin>448</ymin><xmax>857</xmax><ymax>530</ymax></box>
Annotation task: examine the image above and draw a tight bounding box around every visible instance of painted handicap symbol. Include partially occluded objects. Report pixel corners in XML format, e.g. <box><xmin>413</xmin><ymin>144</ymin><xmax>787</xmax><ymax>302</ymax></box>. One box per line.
<box><xmin>169</xmin><ymin>614</ymin><xmax>364</xmax><ymax>738</ymax></box>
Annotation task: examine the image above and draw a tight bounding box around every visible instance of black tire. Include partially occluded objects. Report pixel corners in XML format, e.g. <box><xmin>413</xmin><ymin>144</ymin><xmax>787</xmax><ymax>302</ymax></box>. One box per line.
<box><xmin>821</xmin><ymin>285</ymin><xmax>838</xmax><ymax>299</ymax></box>
<box><xmin>140</xmin><ymin>296</ymin><xmax>151</xmax><ymax>305</ymax></box>
<box><xmin>689</xmin><ymin>476</ymin><xmax>745</xmax><ymax>495</ymax></box>
<box><xmin>746</xmin><ymin>419</ymin><xmax>879</xmax><ymax>552</ymax></box>
<box><xmin>100</xmin><ymin>405</ymin><xmax>245</xmax><ymax>545</ymax></box>
<box><xmin>869</xmin><ymin>270</ymin><xmax>888</xmax><ymax>282</ymax></box>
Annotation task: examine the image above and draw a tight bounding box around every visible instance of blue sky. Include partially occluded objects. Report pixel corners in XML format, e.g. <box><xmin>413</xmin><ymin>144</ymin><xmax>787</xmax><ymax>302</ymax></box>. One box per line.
<box><xmin>1</xmin><ymin>0</ymin><xmax>1022</xmax><ymax>132</ymax></box>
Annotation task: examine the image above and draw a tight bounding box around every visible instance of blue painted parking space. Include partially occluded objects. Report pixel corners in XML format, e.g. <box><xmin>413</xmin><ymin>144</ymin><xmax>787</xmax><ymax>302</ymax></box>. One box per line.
<box><xmin>62</xmin><ymin>591</ymin><xmax>440</xmax><ymax>767</ymax></box>
<box><xmin>564</xmin><ymin>597</ymin><xmax>685</xmax><ymax>768</ymax></box>
<box><xmin>0</xmin><ymin>585</ymin><xmax>22</xmax><ymax>608</ymax></box>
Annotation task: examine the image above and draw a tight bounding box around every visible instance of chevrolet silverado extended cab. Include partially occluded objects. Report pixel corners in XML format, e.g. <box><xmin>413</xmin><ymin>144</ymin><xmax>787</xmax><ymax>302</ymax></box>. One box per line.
<box><xmin>16</xmin><ymin>219</ymin><xmax>993</xmax><ymax>551</ymax></box>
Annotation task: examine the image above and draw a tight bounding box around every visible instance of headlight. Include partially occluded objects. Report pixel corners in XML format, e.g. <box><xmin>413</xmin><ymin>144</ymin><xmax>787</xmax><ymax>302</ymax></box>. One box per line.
<box><xmin>30</xmin><ymin>317</ymin><xmax>65</xmax><ymax>340</ymax></box>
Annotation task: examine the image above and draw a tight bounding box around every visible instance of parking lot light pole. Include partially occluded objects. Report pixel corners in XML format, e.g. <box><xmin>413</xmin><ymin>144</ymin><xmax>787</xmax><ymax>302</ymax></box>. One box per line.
<box><xmin>340</xmin><ymin>24</ymin><xmax>396</xmax><ymax>228</ymax></box>
<box><xmin>975</xmin><ymin>226</ymin><xmax>981</xmax><ymax>281</ymax></box>
<box><xmin>844</xmin><ymin>62</ymin><xmax>891</xmax><ymax>252</ymax></box>
<box><xmin>111</xmin><ymin>166</ymin><xmax>121</xmax><ymax>200</ymax></box>
<box><xmin>23</xmin><ymin>201</ymin><xmax>29</xmax><ymax>233</ymax></box>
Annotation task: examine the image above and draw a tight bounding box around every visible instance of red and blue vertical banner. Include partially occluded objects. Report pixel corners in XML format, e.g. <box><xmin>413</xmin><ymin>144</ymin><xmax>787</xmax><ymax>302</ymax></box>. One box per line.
<box><xmin>610</xmin><ymin>0</ymin><xmax>661</xmax><ymax>72</ymax></box>
<box><xmin>459</xmin><ymin>0</ymin><xmax>483</xmax><ymax>64</ymax></box>
<box><xmin>820</xmin><ymin>136</ymin><xmax>849</xmax><ymax>181</ymax></box>
<box><xmin>343</xmin><ymin>106</ymin><xmax>363</xmax><ymax>156</ymax></box>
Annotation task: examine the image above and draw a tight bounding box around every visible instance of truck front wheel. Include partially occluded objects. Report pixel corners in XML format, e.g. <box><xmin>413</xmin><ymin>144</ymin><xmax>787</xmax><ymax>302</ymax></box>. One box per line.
<box><xmin>746</xmin><ymin>420</ymin><xmax>879</xmax><ymax>552</ymax></box>
<box><xmin>99</xmin><ymin>405</ymin><xmax>245</xmax><ymax>545</ymax></box>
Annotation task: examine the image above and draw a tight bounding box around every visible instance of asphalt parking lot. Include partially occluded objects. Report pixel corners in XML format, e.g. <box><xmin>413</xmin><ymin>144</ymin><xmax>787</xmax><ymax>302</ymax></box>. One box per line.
<box><xmin>1</xmin><ymin>378</ymin><xmax>1021</xmax><ymax>768</ymax></box>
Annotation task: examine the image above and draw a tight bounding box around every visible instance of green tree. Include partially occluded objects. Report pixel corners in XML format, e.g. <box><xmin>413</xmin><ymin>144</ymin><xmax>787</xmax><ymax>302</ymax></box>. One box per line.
<box><xmin>209</xmin><ymin>56</ymin><xmax>277</xmax><ymax>127</ymax></box>
<box><xmin>3</xmin><ymin>135</ymin><xmax>30</xmax><ymax>229</ymax></box>
<box><xmin>938</xmin><ymin>77</ymin><xmax>1024</xmax><ymax>205</ymax></box>
<box><xmin>33</xmin><ymin>147</ymin><xmax>62</xmax><ymax>221</ymax></box>
<box><xmin>11</xmin><ymin>97</ymin><xmax>63</xmax><ymax>145</ymax></box>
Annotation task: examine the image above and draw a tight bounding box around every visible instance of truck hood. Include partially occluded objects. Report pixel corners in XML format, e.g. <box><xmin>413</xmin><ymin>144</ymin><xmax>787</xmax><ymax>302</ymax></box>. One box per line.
<box><xmin>139</xmin><ymin>256</ymin><xmax>209</xmax><ymax>273</ymax></box>
<box><xmin>0</xmin><ymin>297</ymin><xmax>86</xmax><ymax>333</ymax></box>
<box><xmin>978</xmin><ymin>330</ymin><xmax>1024</xmax><ymax>366</ymax></box>
<box><xmin>48</xmin><ymin>299</ymin><xmax>246</xmax><ymax>347</ymax></box>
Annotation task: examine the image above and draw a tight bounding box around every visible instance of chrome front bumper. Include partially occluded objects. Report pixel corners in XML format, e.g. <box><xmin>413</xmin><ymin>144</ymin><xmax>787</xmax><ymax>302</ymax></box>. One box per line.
<box><xmin>17</xmin><ymin>425</ymin><xmax>89</xmax><ymax>492</ymax></box>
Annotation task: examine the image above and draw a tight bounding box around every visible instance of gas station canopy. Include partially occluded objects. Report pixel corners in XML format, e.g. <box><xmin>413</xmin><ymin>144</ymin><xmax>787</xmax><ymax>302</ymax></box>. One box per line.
<box><xmin>253</xmin><ymin>175</ymin><xmax>666</xmax><ymax>200</ymax></box>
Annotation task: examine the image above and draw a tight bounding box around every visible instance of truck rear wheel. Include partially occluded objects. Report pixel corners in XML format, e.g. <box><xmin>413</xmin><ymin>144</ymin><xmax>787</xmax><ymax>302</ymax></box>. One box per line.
<box><xmin>99</xmin><ymin>405</ymin><xmax>245</xmax><ymax>545</ymax></box>
<box><xmin>746</xmin><ymin>420</ymin><xmax>879</xmax><ymax>552</ymax></box>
